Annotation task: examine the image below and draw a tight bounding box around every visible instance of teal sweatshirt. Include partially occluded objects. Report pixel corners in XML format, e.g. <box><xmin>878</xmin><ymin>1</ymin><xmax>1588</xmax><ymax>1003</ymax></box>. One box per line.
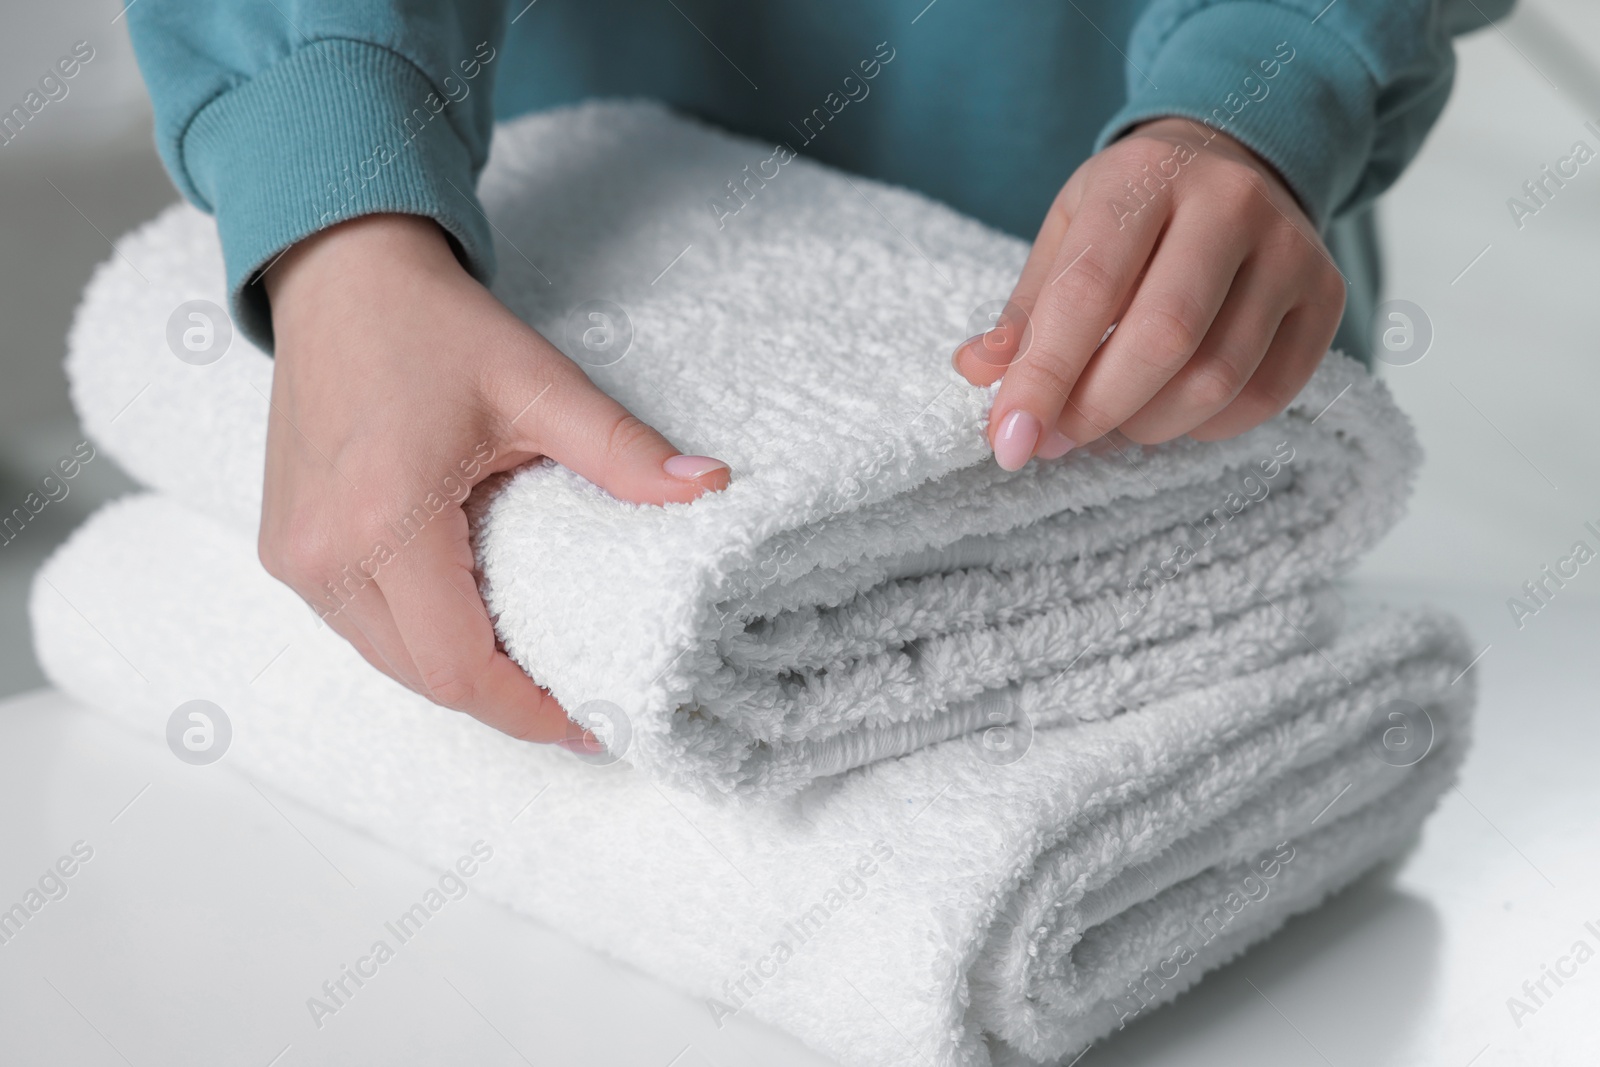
<box><xmin>126</xmin><ymin>0</ymin><xmax>1511</xmax><ymax>361</ymax></box>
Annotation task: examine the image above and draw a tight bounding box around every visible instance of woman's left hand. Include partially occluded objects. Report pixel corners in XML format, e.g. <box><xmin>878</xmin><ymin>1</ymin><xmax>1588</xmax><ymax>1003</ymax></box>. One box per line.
<box><xmin>954</xmin><ymin>116</ymin><xmax>1347</xmax><ymax>470</ymax></box>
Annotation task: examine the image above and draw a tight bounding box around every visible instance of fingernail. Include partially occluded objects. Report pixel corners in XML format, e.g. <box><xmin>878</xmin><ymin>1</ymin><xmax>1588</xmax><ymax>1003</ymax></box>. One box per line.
<box><xmin>1036</xmin><ymin>429</ymin><xmax>1077</xmax><ymax>460</ymax></box>
<box><xmin>993</xmin><ymin>410</ymin><xmax>1041</xmax><ymax>471</ymax></box>
<box><xmin>961</xmin><ymin>332</ymin><xmax>1012</xmax><ymax>369</ymax></box>
<box><xmin>663</xmin><ymin>454</ymin><xmax>729</xmax><ymax>481</ymax></box>
<box><xmin>557</xmin><ymin>732</ymin><xmax>604</xmax><ymax>754</ymax></box>
<box><xmin>953</xmin><ymin>334</ymin><xmax>986</xmax><ymax>368</ymax></box>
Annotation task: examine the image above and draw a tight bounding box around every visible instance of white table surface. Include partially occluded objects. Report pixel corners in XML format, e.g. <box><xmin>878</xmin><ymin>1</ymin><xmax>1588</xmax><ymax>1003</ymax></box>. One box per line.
<box><xmin>2</xmin><ymin>580</ymin><xmax>1596</xmax><ymax>1067</ymax></box>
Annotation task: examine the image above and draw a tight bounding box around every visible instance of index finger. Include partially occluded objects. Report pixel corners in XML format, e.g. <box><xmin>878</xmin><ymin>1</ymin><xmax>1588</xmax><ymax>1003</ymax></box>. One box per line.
<box><xmin>986</xmin><ymin>184</ymin><xmax>1166</xmax><ymax>465</ymax></box>
<box><xmin>376</xmin><ymin>505</ymin><xmax>579</xmax><ymax>745</ymax></box>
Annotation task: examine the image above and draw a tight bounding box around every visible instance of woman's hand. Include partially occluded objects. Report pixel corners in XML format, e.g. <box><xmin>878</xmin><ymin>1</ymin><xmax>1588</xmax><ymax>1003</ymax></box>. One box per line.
<box><xmin>954</xmin><ymin>117</ymin><xmax>1346</xmax><ymax>469</ymax></box>
<box><xmin>260</xmin><ymin>213</ymin><xmax>729</xmax><ymax>745</ymax></box>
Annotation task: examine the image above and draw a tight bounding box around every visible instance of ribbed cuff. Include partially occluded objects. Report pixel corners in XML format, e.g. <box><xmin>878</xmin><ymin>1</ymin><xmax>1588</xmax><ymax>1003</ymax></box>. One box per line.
<box><xmin>181</xmin><ymin>38</ymin><xmax>496</xmax><ymax>350</ymax></box>
<box><xmin>1095</xmin><ymin>2</ymin><xmax>1376</xmax><ymax>229</ymax></box>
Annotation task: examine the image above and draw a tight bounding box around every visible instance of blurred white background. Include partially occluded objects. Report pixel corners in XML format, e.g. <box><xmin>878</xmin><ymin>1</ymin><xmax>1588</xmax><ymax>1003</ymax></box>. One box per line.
<box><xmin>0</xmin><ymin>3</ymin><xmax>1597</xmax><ymax>1065</ymax></box>
<box><xmin>0</xmin><ymin>0</ymin><xmax>166</xmax><ymax>694</ymax></box>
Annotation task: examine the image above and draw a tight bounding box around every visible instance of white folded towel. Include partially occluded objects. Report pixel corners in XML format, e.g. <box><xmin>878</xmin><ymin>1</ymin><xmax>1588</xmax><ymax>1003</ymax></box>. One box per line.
<box><xmin>66</xmin><ymin>101</ymin><xmax>1419</xmax><ymax>800</ymax></box>
<box><xmin>31</xmin><ymin>493</ymin><xmax>1471</xmax><ymax>1067</ymax></box>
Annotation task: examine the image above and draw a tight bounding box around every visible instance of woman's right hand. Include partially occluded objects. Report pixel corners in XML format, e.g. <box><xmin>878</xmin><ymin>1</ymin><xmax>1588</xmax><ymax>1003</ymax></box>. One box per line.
<box><xmin>259</xmin><ymin>213</ymin><xmax>730</xmax><ymax>746</ymax></box>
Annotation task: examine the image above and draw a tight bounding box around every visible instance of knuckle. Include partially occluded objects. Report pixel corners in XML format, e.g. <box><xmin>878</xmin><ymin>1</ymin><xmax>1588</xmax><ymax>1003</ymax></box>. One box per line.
<box><xmin>351</xmin><ymin>495</ymin><xmax>413</xmax><ymax>564</ymax></box>
<box><xmin>257</xmin><ymin>530</ymin><xmax>285</xmax><ymax>580</ymax></box>
<box><xmin>1186</xmin><ymin>359</ymin><xmax>1248</xmax><ymax>411</ymax></box>
<box><xmin>1221</xmin><ymin>160</ymin><xmax>1273</xmax><ymax>206</ymax></box>
<box><xmin>601</xmin><ymin>412</ymin><xmax>659</xmax><ymax>466</ymax></box>
<box><xmin>369</xmin><ymin>492</ymin><xmax>425</xmax><ymax>545</ymax></box>
<box><xmin>1236</xmin><ymin>376</ymin><xmax>1297</xmax><ymax>423</ymax></box>
<box><xmin>1131</xmin><ymin>293</ymin><xmax>1207</xmax><ymax>361</ymax></box>
<box><xmin>1256</xmin><ymin>221</ymin><xmax>1304</xmax><ymax>261</ymax></box>
<box><xmin>421</xmin><ymin>661</ymin><xmax>480</xmax><ymax>709</ymax></box>
<box><xmin>1010</xmin><ymin>360</ymin><xmax>1077</xmax><ymax>408</ymax></box>
<box><xmin>1311</xmin><ymin>265</ymin><xmax>1347</xmax><ymax>312</ymax></box>
<box><xmin>1045</xmin><ymin>188</ymin><xmax>1076</xmax><ymax>230</ymax></box>
<box><xmin>1120</xmin><ymin>419</ymin><xmax>1174</xmax><ymax>447</ymax></box>
<box><xmin>1051</xmin><ymin>254</ymin><xmax>1119</xmax><ymax>312</ymax></box>
<box><xmin>263</xmin><ymin>513</ymin><xmax>335</xmax><ymax>583</ymax></box>
<box><xmin>1191</xmin><ymin>166</ymin><xmax>1265</xmax><ymax>223</ymax></box>
<box><xmin>1062</xmin><ymin>396</ymin><xmax>1118</xmax><ymax>438</ymax></box>
<box><xmin>343</xmin><ymin>487</ymin><xmax>387</xmax><ymax>529</ymax></box>
<box><xmin>419</xmin><ymin>628</ymin><xmax>504</xmax><ymax>710</ymax></box>
<box><xmin>1122</xmin><ymin>136</ymin><xmax>1178</xmax><ymax>172</ymax></box>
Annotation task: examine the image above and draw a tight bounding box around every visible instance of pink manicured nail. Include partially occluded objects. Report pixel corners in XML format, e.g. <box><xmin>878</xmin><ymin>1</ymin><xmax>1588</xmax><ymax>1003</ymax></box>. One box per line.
<box><xmin>663</xmin><ymin>454</ymin><xmax>729</xmax><ymax>480</ymax></box>
<box><xmin>557</xmin><ymin>733</ymin><xmax>604</xmax><ymax>754</ymax></box>
<box><xmin>953</xmin><ymin>334</ymin><xmax>985</xmax><ymax>366</ymax></box>
<box><xmin>1036</xmin><ymin>429</ymin><xmax>1077</xmax><ymax>460</ymax></box>
<box><xmin>958</xmin><ymin>332</ymin><xmax>1011</xmax><ymax>370</ymax></box>
<box><xmin>993</xmin><ymin>410</ymin><xmax>1041</xmax><ymax>472</ymax></box>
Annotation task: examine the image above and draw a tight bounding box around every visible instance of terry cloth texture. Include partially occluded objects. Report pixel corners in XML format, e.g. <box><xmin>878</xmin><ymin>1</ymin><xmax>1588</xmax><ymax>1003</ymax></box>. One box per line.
<box><xmin>31</xmin><ymin>493</ymin><xmax>1472</xmax><ymax>1067</ymax></box>
<box><xmin>68</xmin><ymin>101</ymin><xmax>1417</xmax><ymax>801</ymax></box>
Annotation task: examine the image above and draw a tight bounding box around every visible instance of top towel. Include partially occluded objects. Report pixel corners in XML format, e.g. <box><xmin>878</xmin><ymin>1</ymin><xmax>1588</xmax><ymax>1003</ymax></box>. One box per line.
<box><xmin>68</xmin><ymin>101</ymin><xmax>1418</xmax><ymax>801</ymax></box>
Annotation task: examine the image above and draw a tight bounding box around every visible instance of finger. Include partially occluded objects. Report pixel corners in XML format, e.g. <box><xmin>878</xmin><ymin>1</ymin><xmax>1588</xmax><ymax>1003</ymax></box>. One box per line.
<box><xmin>952</xmin><ymin>300</ymin><xmax>1034</xmax><ymax>386</ymax></box>
<box><xmin>376</xmin><ymin>507</ymin><xmax>578</xmax><ymax>744</ymax></box>
<box><xmin>953</xmin><ymin>176</ymin><xmax>1086</xmax><ymax>385</ymax></box>
<box><xmin>1106</xmin><ymin>253</ymin><xmax>1288</xmax><ymax>445</ymax></box>
<box><xmin>1055</xmin><ymin>212</ymin><xmax>1250</xmax><ymax>446</ymax></box>
<box><xmin>987</xmin><ymin>186</ymin><xmax>1167</xmax><ymax>469</ymax></box>
<box><xmin>497</xmin><ymin>352</ymin><xmax>732</xmax><ymax>506</ymax></box>
<box><xmin>310</xmin><ymin>596</ymin><xmax>409</xmax><ymax>683</ymax></box>
<box><xmin>310</xmin><ymin>577</ymin><xmax>427</xmax><ymax>693</ymax></box>
<box><xmin>1189</xmin><ymin>300</ymin><xmax>1340</xmax><ymax>442</ymax></box>
<box><xmin>260</xmin><ymin>494</ymin><xmax>430</xmax><ymax>694</ymax></box>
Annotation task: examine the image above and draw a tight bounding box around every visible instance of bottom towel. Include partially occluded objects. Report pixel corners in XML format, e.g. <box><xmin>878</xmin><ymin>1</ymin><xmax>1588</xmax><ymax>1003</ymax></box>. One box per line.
<box><xmin>31</xmin><ymin>494</ymin><xmax>1473</xmax><ymax>1067</ymax></box>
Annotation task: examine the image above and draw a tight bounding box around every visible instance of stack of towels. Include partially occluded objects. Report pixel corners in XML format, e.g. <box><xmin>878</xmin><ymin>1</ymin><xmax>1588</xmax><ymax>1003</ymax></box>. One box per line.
<box><xmin>33</xmin><ymin>102</ymin><xmax>1472</xmax><ymax>1066</ymax></box>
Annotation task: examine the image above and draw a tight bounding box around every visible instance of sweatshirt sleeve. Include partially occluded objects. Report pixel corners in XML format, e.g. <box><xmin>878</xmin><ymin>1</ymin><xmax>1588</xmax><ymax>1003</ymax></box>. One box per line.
<box><xmin>126</xmin><ymin>1</ymin><xmax>507</xmax><ymax>349</ymax></box>
<box><xmin>1097</xmin><ymin>0</ymin><xmax>1515</xmax><ymax>228</ymax></box>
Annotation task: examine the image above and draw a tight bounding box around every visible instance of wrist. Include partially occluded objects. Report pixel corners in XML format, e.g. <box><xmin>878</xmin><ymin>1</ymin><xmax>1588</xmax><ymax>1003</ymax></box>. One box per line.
<box><xmin>264</xmin><ymin>213</ymin><xmax>459</xmax><ymax>310</ymax></box>
<box><xmin>1129</xmin><ymin>116</ymin><xmax>1298</xmax><ymax>207</ymax></box>
<box><xmin>1128</xmin><ymin>117</ymin><xmax>1251</xmax><ymax>164</ymax></box>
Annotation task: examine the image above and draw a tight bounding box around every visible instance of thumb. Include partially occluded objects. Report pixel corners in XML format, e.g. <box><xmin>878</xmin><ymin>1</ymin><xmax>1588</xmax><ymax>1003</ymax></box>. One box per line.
<box><xmin>499</xmin><ymin>352</ymin><xmax>731</xmax><ymax>506</ymax></box>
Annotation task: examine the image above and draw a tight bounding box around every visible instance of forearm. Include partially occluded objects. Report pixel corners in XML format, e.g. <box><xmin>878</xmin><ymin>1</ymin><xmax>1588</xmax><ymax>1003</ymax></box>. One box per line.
<box><xmin>126</xmin><ymin>0</ymin><xmax>509</xmax><ymax>348</ymax></box>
